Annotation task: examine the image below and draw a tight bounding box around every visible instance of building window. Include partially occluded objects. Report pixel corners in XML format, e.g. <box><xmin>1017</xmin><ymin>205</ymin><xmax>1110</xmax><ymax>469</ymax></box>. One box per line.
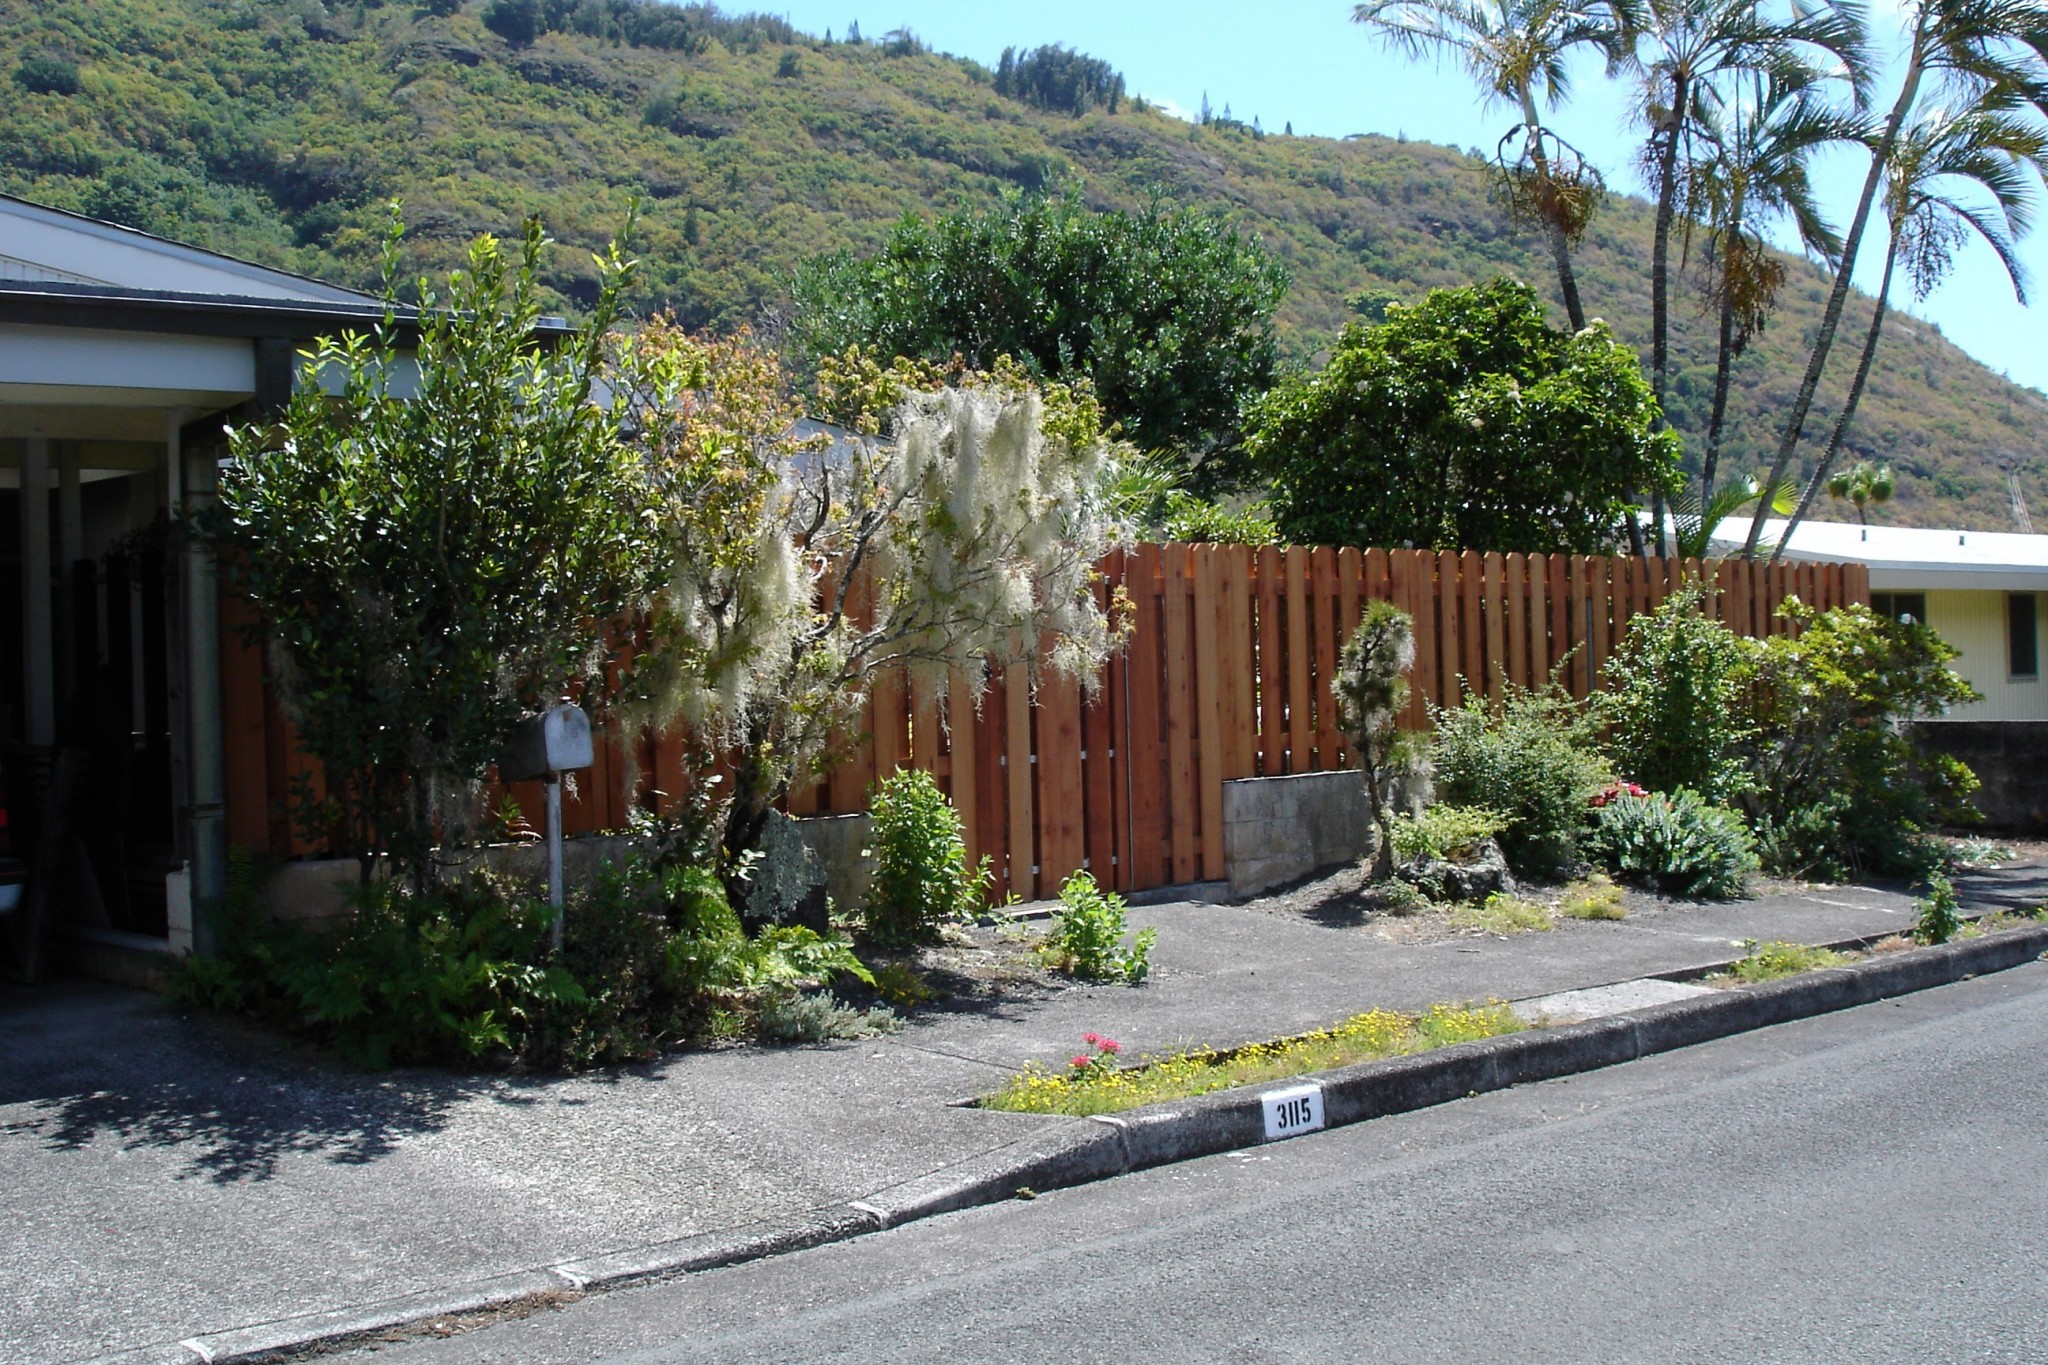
<box><xmin>1871</xmin><ymin>592</ymin><xmax>1927</xmax><ymax>625</ymax></box>
<box><xmin>2010</xmin><ymin>593</ymin><xmax>2038</xmax><ymax>679</ymax></box>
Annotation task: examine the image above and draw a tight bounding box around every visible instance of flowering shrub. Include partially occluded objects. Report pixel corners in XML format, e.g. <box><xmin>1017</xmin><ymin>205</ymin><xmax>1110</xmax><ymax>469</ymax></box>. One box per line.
<box><xmin>1589</xmin><ymin>781</ymin><xmax>1648</xmax><ymax>809</ymax></box>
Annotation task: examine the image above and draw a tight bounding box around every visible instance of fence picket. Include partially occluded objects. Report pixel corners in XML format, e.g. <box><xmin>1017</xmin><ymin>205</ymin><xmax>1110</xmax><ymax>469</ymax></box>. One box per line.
<box><xmin>1482</xmin><ymin>551</ymin><xmax>1506</xmax><ymax>700</ymax></box>
<box><xmin>1193</xmin><ymin>546</ymin><xmax>1228</xmax><ymax>879</ymax></box>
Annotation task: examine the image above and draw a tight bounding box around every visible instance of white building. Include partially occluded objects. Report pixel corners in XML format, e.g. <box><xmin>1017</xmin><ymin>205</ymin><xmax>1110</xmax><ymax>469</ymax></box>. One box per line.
<box><xmin>1721</xmin><ymin>518</ymin><xmax>2048</xmax><ymax>722</ymax></box>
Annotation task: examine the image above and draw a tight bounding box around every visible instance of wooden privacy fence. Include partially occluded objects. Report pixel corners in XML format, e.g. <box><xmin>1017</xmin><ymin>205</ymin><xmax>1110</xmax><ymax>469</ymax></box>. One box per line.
<box><xmin>218</xmin><ymin>545</ymin><xmax>1867</xmax><ymax>902</ymax></box>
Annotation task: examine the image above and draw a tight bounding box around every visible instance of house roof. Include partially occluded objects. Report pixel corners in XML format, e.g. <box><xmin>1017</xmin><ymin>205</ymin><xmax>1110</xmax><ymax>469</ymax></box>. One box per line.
<box><xmin>0</xmin><ymin>194</ymin><xmax>570</xmax><ymax>341</ymax></box>
<box><xmin>1711</xmin><ymin>518</ymin><xmax>2048</xmax><ymax>591</ymax></box>
<box><xmin>1</xmin><ymin>193</ymin><xmax>379</xmax><ymax>303</ymax></box>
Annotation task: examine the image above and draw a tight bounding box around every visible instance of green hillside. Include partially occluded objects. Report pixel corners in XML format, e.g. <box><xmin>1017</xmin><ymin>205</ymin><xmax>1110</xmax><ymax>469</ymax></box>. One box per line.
<box><xmin>6</xmin><ymin>0</ymin><xmax>2046</xmax><ymax>530</ymax></box>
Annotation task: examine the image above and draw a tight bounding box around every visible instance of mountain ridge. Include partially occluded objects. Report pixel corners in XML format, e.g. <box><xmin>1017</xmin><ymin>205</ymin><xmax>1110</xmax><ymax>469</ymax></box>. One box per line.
<box><xmin>4</xmin><ymin>0</ymin><xmax>2044</xmax><ymax>530</ymax></box>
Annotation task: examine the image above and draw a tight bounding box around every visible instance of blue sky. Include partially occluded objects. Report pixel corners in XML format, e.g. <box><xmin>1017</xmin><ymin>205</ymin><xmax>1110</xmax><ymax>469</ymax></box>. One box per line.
<box><xmin>772</xmin><ymin>0</ymin><xmax>2046</xmax><ymax>395</ymax></box>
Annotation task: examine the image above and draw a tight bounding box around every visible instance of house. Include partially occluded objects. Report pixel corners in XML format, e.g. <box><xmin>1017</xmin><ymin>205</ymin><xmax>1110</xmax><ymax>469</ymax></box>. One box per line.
<box><xmin>1717</xmin><ymin>517</ymin><xmax>2048</xmax><ymax>830</ymax></box>
<box><xmin>0</xmin><ymin>194</ymin><xmax>470</xmax><ymax>979</ymax></box>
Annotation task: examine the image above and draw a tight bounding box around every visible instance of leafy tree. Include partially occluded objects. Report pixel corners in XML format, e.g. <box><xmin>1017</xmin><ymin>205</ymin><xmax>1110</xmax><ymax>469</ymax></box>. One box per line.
<box><xmin>1745</xmin><ymin>0</ymin><xmax>2048</xmax><ymax>556</ymax></box>
<box><xmin>13</xmin><ymin>53</ymin><xmax>81</xmax><ymax>95</ymax></box>
<box><xmin>1780</xmin><ymin>94</ymin><xmax>2047</xmax><ymax>548</ymax></box>
<box><xmin>1333</xmin><ymin>602</ymin><xmax>1423</xmax><ymax>879</ymax></box>
<box><xmin>1352</xmin><ymin>0</ymin><xmax>1637</xmax><ymax>331</ymax></box>
<box><xmin>994</xmin><ymin>44</ymin><xmax>1126</xmax><ymax>115</ymax></box>
<box><xmin>787</xmin><ymin>188</ymin><xmax>1287</xmax><ymax>475</ymax></box>
<box><xmin>214</xmin><ymin>216</ymin><xmax>650</xmax><ymax>887</ymax></box>
<box><xmin>1246</xmin><ymin>278</ymin><xmax>1680</xmax><ymax>552</ymax></box>
<box><xmin>482</xmin><ymin>0</ymin><xmax>539</xmax><ymax>46</ymax></box>
<box><xmin>613</xmin><ymin>335</ymin><xmax>1125</xmax><ymax>918</ymax></box>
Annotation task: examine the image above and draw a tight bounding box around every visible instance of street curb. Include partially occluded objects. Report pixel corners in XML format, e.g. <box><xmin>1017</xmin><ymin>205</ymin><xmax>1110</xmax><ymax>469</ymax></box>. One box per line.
<box><xmin>77</xmin><ymin>921</ymin><xmax>2048</xmax><ymax>1365</ymax></box>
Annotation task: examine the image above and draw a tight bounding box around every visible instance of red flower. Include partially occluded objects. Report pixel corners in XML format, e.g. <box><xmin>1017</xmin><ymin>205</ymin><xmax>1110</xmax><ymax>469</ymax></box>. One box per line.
<box><xmin>1098</xmin><ymin>1038</ymin><xmax>1121</xmax><ymax>1054</ymax></box>
<box><xmin>1071</xmin><ymin>1055</ymin><xmax>1092</xmax><ymax>1070</ymax></box>
<box><xmin>1082</xmin><ymin>1032</ymin><xmax>1102</xmax><ymax>1047</ymax></box>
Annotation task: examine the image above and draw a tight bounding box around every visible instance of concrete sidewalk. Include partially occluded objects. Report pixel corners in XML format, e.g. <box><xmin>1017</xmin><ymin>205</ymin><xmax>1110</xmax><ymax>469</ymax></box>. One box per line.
<box><xmin>5</xmin><ymin>861</ymin><xmax>2045</xmax><ymax>1364</ymax></box>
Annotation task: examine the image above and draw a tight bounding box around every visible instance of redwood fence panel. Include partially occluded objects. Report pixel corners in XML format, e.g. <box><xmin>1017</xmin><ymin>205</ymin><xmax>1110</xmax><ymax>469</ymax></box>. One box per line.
<box><xmin>219</xmin><ymin>547</ymin><xmax>1870</xmax><ymax>898</ymax></box>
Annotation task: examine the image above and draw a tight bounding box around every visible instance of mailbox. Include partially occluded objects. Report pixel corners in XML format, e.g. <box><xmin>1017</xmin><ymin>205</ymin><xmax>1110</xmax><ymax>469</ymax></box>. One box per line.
<box><xmin>502</xmin><ymin>702</ymin><xmax>594</xmax><ymax>781</ymax></box>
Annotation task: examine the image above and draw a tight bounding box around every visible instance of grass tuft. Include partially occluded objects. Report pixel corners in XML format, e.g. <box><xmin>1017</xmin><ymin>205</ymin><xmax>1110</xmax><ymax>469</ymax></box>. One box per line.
<box><xmin>1560</xmin><ymin>875</ymin><xmax>1627</xmax><ymax>920</ymax></box>
<box><xmin>1707</xmin><ymin>939</ymin><xmax>1851</xmax><ymax>985</ymax></box>
<box><xmin>1450</xmin><ymin>892</ymin><xmax>1555</xmax><ymax>935</ymax></box>
<box><xmin>1955</xmin><ymin>905</ymin><xmax>2048</xmax><ymax>939</ymax></box>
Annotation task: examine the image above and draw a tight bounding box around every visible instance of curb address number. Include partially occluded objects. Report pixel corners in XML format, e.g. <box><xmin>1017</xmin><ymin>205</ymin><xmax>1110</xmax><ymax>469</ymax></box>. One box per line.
<box><xmin>1261</xmin><ymin>1083</ymin><xmax>1326</xmax><ymax>1141</ymax></box>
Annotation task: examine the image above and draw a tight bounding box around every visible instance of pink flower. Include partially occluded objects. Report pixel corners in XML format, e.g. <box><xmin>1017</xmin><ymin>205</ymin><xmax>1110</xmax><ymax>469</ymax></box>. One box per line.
<box><xmin>1082</xmin><ymin>1032</ymin><xmax>1102</xmax><ymax>1047</ymax></box>
<box><xmin>1071</xmin><ymin>1055</ymin><xmax>1092</xmax><ymax>1070</ymax></box>
<box><xmin>1098</xmin><ymin>1038</ymin><xmax>1121</xmax><ymax>1054</ymax></box>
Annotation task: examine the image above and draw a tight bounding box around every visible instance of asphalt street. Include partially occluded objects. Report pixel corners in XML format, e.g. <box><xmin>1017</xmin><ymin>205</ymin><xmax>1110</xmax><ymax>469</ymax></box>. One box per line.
<box><xmin>358</xmin><ymin>958</ymin><xmax>2048</xmax><ymax>1365</ymax></box>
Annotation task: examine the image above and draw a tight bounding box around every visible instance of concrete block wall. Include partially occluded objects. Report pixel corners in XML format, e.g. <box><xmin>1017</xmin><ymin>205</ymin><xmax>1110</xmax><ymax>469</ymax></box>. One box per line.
<box><xmin>1222</xmin><ymin>770</ymin><xmax>1371</xmax><ymax>899</ymax></box>
<box><xmin>1913</xmin><ymin>720</ymin><xmax>2048</xmax><ymax>834</ymax></box>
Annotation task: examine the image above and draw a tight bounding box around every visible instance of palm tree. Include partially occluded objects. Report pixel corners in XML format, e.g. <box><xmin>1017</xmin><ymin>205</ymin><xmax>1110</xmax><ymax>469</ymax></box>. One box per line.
<box><xmin>1776</xmin><ymin>96</ymin><xmax>2048</xmax><ymax>553</ymax></box>
<box><xmin>1825</xmin><ymin>460</ymin><xmax>1896</xmax><ymax>525</ymax></box>
<box><xmin>1691</xmin><ymin>69</ymin><xmax>1865</xmax><ymax>506</ymax></box>
<box><xmin>1670</xmin><ymin>470</ymin><xmax>1796</xmax><ymax>556</ymax></box>
<box><xmin>1353</xmin><ymin>0</ymin><xmax>1637</xmax><ymax>330</ymax></box>
<box><xmin>1627</xmin><ymin>0</ymin><xmax>1869</xmax><ymax>431</ymax></box>
<box><xmin>1744</xmin><ymin>0</ymin><xmax>2048</xmax><ymax>557</ymax></box>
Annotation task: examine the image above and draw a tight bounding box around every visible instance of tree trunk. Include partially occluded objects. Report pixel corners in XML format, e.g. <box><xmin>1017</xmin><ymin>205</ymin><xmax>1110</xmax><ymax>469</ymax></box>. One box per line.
<box><xmin>1518</xmin><ymin>90</ymin><xmax>1589</xmax><ymax>332</ymax></box>
<box><xmin>1777</xmin><ymin>241</ymin><xmax>1899</xmax><ymax>559</ymax></box>
<box><xmin>1702</xmin><ymin>247</ymin><xmax>1740</xmax><ymax>504</ymax></box>
<box><xmin>1649</xmin><ymin>76</ymin><xmax>1689</xmax><ymax>413</ymax></box>
<box><xmin>1744</xmin><ymin>47</ymin><xmax>1924</xmax><ymax>558</ymax></box>
<box><xmin>1362</xmin><ymin>765</ymin><xmax>1395</xmax><ymax>882</ymax></box>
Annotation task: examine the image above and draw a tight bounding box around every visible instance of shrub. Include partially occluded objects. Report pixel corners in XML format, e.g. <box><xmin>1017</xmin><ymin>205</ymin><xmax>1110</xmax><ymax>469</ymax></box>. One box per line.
<box><xmin>756</xmin><ymin>990</ymin><xmax>900</xmax><ymax>1042</ymax></box>
<box><xmin>1913</xmin><ymin>872</ymin><xmax>1961</xmax><ymax>945</ymax></box>
<box><xmin>1042</xmin><ymin>872</ymin><xmax>1156</xmax><ymax>983</ymax></box>
<box><xmin>1158</xmin><ymin>490</ymin><xmax>1279</xmax><ymax>545</ymax></box>
<box><xmin>1388</xmin><ymin>805</ymin><xmax>1507</xmax><ymax>862</ymax></box>
<box><xmin>14</xmin><ymin>54</ymin><xmax>81</xmax><ymax>96</ymax></box>
<box><xmin>865</xmin><ymin>768</ymin><xmax>989</xmax><ymax>945</ymax></box>
<box><xmin>1585</xmin><ymin>789</ymin><xmax>1758</xmax><ymax>900</ymax></box>
<box><xmin>1739</xmin><ymin>604</ymin><xmax>1981</xmax><ymax>879</ymax></box>
<box><xmin>179</xmin><ymin>840</ymin><xmax>881</xmax><ymax>1070</ymax></box>
<box><xmin>1599</xmin><ymin>582</ymin><xmax>1757</xmax><ymax>804</ymax></box>
<box><xmin>1431</xmin><ymin>687</ymin><xmax>1612</xmax><ymax>879</ymax></box>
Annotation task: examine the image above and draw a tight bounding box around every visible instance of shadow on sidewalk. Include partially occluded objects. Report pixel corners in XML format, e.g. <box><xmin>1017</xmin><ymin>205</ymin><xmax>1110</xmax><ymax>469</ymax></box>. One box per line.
<box><xmin>0</xmin><ymin>977</ymin><xmax>673</xmax><ymax>1185</ymax></box>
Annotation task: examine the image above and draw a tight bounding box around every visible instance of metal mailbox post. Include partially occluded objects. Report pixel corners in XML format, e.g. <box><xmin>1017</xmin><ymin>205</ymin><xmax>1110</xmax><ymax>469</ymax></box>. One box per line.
<box><xmin>501</xmin><ymin>701</ymin><xmax>595</xmax><ymax>950</ymax></box>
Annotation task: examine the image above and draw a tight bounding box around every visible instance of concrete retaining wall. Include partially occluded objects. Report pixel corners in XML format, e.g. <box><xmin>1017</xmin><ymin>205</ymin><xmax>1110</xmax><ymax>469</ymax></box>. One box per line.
<box><xmin>1913</xmin><ymin>720</ymin><xmax>2048</xmax><ymax>834</ymax></box>
<box><xmin>1222</xmin><ymin>770</ymin><xmax>1370</xmax><ymax>899</ymax></box>
<box><xmin>251</xmin><ymin>813</ymin><xmax>876</xmax><ymax>929</ymax></box>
